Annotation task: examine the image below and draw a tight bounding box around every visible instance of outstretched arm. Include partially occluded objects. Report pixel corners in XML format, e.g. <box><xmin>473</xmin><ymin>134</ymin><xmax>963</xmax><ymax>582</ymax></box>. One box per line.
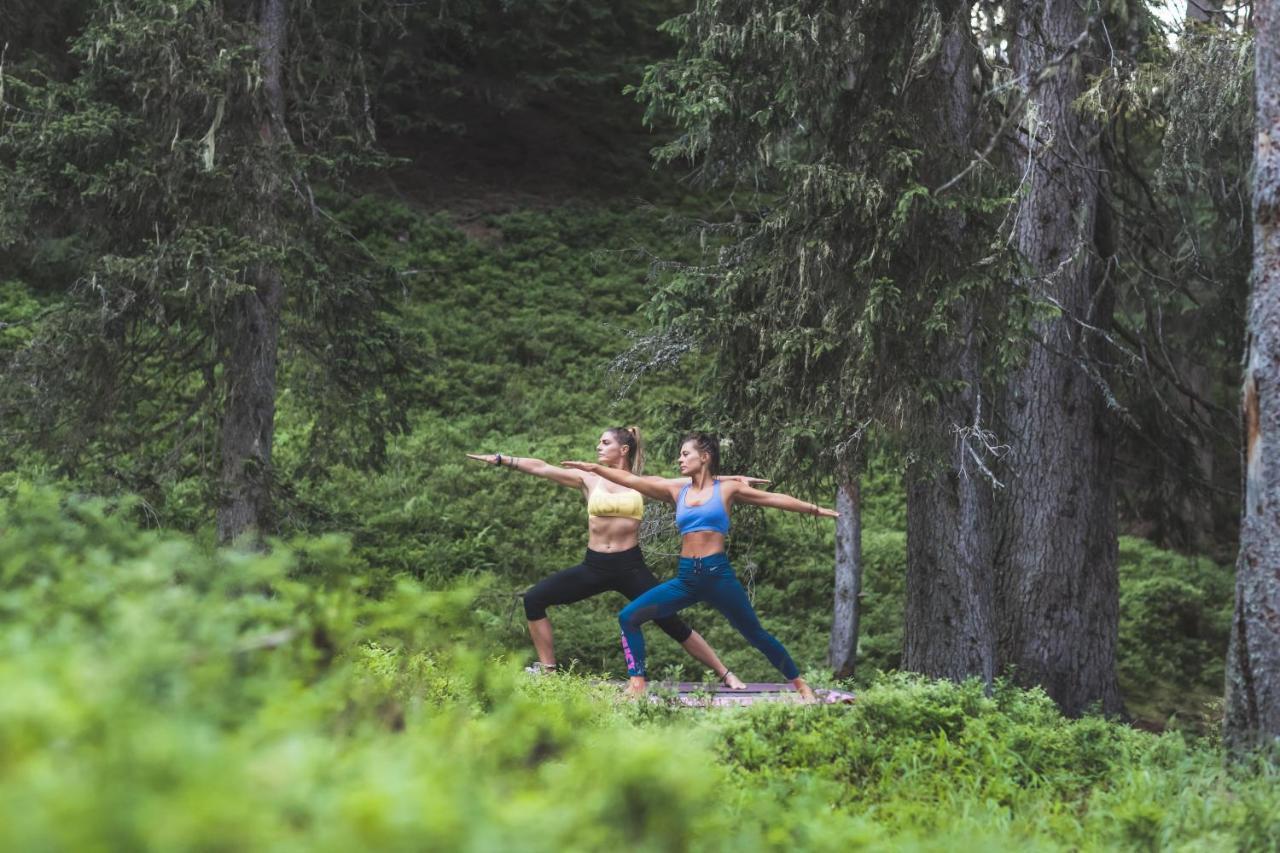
<box><xmin>465</xmin><ymin>453</ymin><xmax>585</xmax><ymax>489</ymax></box>
<box><xmin>671</xmin><ymin>475</ymin><xmax>770</xmax><ymax>487</ymax></box>
<box><xmin>721</xmin><ymin>480</ymin><xmax>839</xmax><ymax>518</ymax></box>
<box><xmin>561</xmin><ymin>461</ymin><xmax>680</xmax><ymax>503</ymax></box>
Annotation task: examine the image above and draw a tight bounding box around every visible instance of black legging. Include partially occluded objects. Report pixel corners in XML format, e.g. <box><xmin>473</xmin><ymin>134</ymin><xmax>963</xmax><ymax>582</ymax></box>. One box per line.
<box><xmin>522</xmin><ymin>546</ymin><xmax>694</xmax><ymax>644</ymax></box>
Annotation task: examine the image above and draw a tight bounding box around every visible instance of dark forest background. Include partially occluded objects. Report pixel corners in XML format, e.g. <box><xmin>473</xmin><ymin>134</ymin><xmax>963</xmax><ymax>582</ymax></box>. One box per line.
<box><xmin>2</xmin><ymin>1</ymin><xmax>1278</xmax><ymax>848</ymax></box>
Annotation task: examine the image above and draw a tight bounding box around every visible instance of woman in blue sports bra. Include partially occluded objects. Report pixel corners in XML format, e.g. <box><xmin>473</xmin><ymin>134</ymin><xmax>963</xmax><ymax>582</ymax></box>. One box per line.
<box><xmin>565</xmin><ymin>432</ymin><xmax>838</xmax><ymax>701</ymax></box>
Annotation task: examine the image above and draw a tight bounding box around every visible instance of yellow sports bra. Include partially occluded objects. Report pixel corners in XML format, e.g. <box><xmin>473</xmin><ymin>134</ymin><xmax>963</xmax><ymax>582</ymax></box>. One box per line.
<box><xmin>587</xmin><ymin>481</ymin><xmax>644</xmax><ymax>520</ymax></box>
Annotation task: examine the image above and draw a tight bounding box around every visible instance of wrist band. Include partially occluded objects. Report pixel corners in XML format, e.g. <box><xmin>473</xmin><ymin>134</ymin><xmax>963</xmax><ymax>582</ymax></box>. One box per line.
<box><xmin>495</xmin><ymin>454</ymin><xmax>503</xmax><ymax>466</ymax></box>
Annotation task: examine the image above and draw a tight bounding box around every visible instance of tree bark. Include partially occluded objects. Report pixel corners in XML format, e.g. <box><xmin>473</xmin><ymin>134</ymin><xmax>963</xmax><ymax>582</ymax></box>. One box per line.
<box><xmin>829</xmin><ymin>475</ymin><xmax>862</xmax><ymax>679</ymax></box>
<box><xmin>1186</xmin><ymin>0</ymin><xmax>1225</xmax><ymax>26</ymax></box>
<box><xmin>1224</xmin><ymin>0</ymin><xmax>1280</xmax><ymax>754</ymax></box>
<box><xmin>994</xmin><ymin>0</ymin><xmax>1123</xmax><ymax>716</ymax></box>
<box><xmin>1155</xmin><ymin>356</ymin><xmax>1217</xmax><ymax>552</ymax></box>
<box><xmin>905</xmin><ymin>449</ymin><xmax>997</xmax><ymax>683</ymax></box>
<box><xmin>217</xmin><ymin>0</ymin><xmax>289</xmax><ymax>545</ymax></box>
<box><xmin>904</xmin><ymin>316</ymin><xmax>996</xmax><ymax>684</ymax></box>
<box><xmin>901</xmin><ymin>1</ymin><xmax>997</xmax><ymax>685</ymax></box>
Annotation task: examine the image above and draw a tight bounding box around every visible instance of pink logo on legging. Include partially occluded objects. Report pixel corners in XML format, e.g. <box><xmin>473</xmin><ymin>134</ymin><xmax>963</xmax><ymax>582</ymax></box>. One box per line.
<box><xmin>620</xmin><ymin>632</ymin><xmax>637</xmax><ymax>672</ymax></box>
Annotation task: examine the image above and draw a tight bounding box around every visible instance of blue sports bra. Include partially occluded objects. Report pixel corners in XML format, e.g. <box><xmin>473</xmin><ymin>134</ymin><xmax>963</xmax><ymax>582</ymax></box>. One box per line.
<box><xmin>676</xmin><ymin>480</ymin><xmax>730</xmax><ymax>535</ymax></box>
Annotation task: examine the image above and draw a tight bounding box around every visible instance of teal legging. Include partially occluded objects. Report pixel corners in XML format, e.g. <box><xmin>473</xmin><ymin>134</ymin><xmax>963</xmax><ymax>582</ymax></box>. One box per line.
<box><xmin>618</xmin><ymin>552</ymin><xmax>800</xmax><ymax>679</ymax></box>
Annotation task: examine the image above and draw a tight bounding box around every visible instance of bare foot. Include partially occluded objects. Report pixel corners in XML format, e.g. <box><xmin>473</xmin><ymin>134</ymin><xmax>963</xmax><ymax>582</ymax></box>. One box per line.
<box><xmin>623</xmin><ymin>676</ymin><xmax>648</xmax><ymax>699</ymax></box>
<box><xmin>792</xmin><ymin>677</ymin><xmax>818</xmax><ymax>704</ymax></box>
<box><xmin>720</xmin><ymin>670</ymin><xmax>747</xmax><ymax>690</ymax></box>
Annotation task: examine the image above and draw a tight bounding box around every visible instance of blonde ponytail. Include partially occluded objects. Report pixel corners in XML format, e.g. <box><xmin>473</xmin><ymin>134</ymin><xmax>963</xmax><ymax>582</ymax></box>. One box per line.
<box><xmin>607</xmin><ymin>425</ymin><xmax>645</xmax><ymax>474</ymax></box>
<box><xmin>626</xmin><ymin>425</ymin><xmax>645</xmax><ymax>475</ymax></box>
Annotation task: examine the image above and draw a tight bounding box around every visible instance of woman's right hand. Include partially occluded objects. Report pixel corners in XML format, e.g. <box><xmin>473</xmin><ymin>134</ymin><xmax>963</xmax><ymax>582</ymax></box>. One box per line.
<box><xmin>560</xmin><ymin>460</ymin><xmax>599</xmax><ymax>472</ymax></box>
<box><xmin>466</xmin><ymin>453</ymin><xmax>499</xmax><ymax>465</ymax></box>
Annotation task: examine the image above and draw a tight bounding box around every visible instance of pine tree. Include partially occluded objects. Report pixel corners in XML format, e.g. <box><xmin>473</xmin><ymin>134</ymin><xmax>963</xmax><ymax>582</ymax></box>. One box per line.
<box><xmin>901</xmin><ymin>0</ymin><xmax>996</xmax><ymax>685</ymax></box>
<box><xmin>633</xmin><ymin>0</ymin><xmax>1023</xmax><ymax>680</ymax></box>
<box><xmin>0</xmin><ymin>0</ymin><xmax>410</xmax><ymax>542</ymax></box>
<box><xmin>992</xmin><ymin>0</ymin><xmax>1123</xmax><ymax>716</ymax></box>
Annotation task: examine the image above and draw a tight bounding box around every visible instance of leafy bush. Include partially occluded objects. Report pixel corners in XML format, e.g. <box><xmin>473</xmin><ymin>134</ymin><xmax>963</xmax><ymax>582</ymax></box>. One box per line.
<box><xmin>0</xmin><ymin>279</ymin><xmax>43</xmax><ymax>351</ymax></box>
<box><xmin>3</xmin><ymin>482</ymin><xmax>1278</xmax><ymax>851</ymax></box>
<box><xmin>1117</xmin><ymin>538</ymin><xmax>1233</xmax><ymax>727</ymax></box>
<box><xmin>0</xmin><ymin>482</ymin><xmax>730</xmax><ymax>850</ymax></box>
<box><xmin>708</xmin><ymin>673</ymin><xmax>1280</xmax><ymax>850</ymax></box>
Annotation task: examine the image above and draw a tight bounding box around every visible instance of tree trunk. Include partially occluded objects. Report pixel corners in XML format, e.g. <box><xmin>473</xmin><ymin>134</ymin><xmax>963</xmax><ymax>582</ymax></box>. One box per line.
<box><xmin>1155</xmin><ymin>356</ymin><xmax>1217</xmax><ymax>552</ymax></box>
<box><xmin>1186</xmin><ymin>0</ymin><xmax>1225</xmax><ymax>26</ymax></box>
<box><xmin>1224</xmin><ymin>0</ymin><xmax>1280</xmax><ymax>754</ymax></box>
<box><xmin>901</xmin><ymin>1</ymin><xmax>997</xmax><ymax>684</ymax></box>
<box><xmin>904</xmin><ymin>315</ymin><xmax>996</xmax><ymax>684</ymax></box>
<box><xmin>905</xmin><ymin>448</ymin><xmax>997</xmax><ymax>682</ymax></box>
<box><xmin>217</xmin><ymin>0</ymin><xmax>289</xmax><ymax>545</ymax></box>
<box><xmin>217</xmin><ymin>273</ymin><xmax>283</xmax><ymax>545</ymax></box>
<box><xmin>829</xmin><ymin>475</ymin><xmax>862</xmax><ymax>679</ymax></box>
<box><xmin>994</xmin><ymin>0</ymin><xmax>1122</xmax><ymax>716</ymax></box>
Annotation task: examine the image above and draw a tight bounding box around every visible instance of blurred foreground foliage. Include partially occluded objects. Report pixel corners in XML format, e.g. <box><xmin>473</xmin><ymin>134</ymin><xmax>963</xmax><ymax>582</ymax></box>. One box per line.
<box><xmin>0</xmin><ymin>482</ymin><xmax>1273</xmax><ymax>850</ymax></box>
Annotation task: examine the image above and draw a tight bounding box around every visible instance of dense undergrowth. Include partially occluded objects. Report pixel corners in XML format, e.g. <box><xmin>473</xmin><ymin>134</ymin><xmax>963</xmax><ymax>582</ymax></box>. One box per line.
<box><xmin>0</xmin><ymin>484</ymin><xmax>1274</xmax><ymax>851</ymax></box>
<box><xmin>1</xmin><ymin>198</ymin><xmax>1254</xmax><ymax>848</ymax></box>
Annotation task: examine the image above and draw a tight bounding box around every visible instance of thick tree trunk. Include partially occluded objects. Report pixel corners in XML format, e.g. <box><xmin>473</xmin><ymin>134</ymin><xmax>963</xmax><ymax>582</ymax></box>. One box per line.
<box><xmin>905</xmin><ymin>446</ymin><xmax>997</xmax><ymax>682</ymax></box>
<box><xmin>994</xmin><ymin>0</ymin><xmax>1122</xmax><ymax>716</ymax></box>
<box><xmin>217</xmin><ymin>0</ymin><xmax>289</xmax><ymax>545</ymax></box>
<box><xmin>1224</xmin><ymin>0</ymin><xmax>1280</xmax><ymax>754</ymax></box>
<box><xmin>902</xmin><ymin>2</ymin><xmax>997</xmax><ymax>684</ymax></box>
<box><xmin>1186</xmin><ymin>0</ymin><xmax>1225</xmax><ymax>26</ymax></box>
<box><xmin>829</xmin><ymin>475</ymin><xmax>862</xmax><ymax>679</ymax></box>
<box><xmin>905</xmin><ymin>313</ymin><xmax>996</xmax><ymax>684</ymax></box>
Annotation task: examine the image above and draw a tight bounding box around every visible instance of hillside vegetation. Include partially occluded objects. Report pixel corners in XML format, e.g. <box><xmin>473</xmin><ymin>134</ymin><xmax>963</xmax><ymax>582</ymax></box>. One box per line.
<box><xmin>2</xmin><ymin>193</ymin><xmax>1258</xmax><ymax>849</ymax></box>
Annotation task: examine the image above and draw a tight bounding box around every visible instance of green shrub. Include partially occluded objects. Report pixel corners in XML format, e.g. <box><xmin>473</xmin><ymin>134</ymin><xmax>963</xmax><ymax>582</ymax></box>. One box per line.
<box><xmin>706</xmin><ymin>673</ymin><xmax>1280</xmax><ymax>850</ymax></box>
<box><xmin>0</xmin><ymin>483</ymin><xmax>718</xmax><ymax>850</ymax></box>
<box><xmin>4</xmin><ymin>484</ymin><xmax>1279</xmax><ymax>851</ymax></box>
<box><xmin>1117</xmin><ymin>537</ymin><xmax>1233</xmax><ymax>727</ymax></box>
<box><xmin>0</xmin><ymin>279</ymin><xmax>43</xmax><ymax>351</ymax></box>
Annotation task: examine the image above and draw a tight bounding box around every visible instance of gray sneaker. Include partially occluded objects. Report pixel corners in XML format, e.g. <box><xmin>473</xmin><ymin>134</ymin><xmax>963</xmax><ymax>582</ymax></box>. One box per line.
<box><xmin>524</xmin><ymin>662</ymin><xmax>558</xmax><ymax>675</ymax></box>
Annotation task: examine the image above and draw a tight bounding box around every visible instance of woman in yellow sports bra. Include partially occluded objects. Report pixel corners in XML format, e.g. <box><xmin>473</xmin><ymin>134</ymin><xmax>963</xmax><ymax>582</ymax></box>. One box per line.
<box><xmin>466</xmin><ymin>426</ymin><xmax>748</xmax><ymax>687</ymax></box>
